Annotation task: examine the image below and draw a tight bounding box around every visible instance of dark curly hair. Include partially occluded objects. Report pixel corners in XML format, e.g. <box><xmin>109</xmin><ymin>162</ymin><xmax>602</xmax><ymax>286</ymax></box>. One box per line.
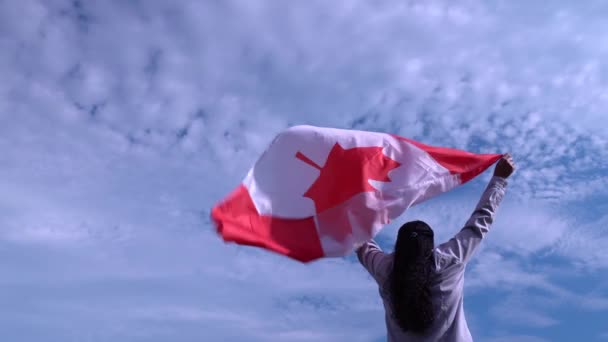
<box><xmin>389</xmin><ymin>220</ymin><xmax>435</xmax><ymax>334</ymax></box>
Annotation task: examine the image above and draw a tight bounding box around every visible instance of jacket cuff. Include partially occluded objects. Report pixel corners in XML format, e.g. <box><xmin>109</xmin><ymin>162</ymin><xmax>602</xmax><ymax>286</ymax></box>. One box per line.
<box><xmin>490</xmin><ymin>176</ymin><xmax>509</xmax><ymax>188</ymax></box>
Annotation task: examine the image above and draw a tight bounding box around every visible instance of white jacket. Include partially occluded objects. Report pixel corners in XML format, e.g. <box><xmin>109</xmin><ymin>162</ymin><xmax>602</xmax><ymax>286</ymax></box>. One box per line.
<box><xmin>357</xmin><ymin>177</ymin><xmax>508</xmax><ymax>342</ymax></box>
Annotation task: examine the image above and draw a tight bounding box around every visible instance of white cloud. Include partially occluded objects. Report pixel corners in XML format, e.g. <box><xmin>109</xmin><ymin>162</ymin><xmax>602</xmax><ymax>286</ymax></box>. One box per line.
<box><xmin>484</xmin><ymin>336</ymin><xmax>550</xmax><ymax>342</ymax></box>
<box><xmin>556</xmin><ymin>213</ymin><xmax>608</xmax><ymax>270</ymax></box>
<box><xmin>2</xmin><ymin>0</ymin><xmax>608</xmax><ymax>340</ymax></box>
<box><xmin>465</xmin><ymin>251</ymin><xmax>557</xmax><ymax>294</ymax></box>
<box><xmin>0</xmin><ymin>229</ymin><xmax>388</xmax><ymax>341</ymax></box>
<box><xmin>489</xmin><ymin>295</ymin><xmax>559</xmax><ymax>328</ymax></box>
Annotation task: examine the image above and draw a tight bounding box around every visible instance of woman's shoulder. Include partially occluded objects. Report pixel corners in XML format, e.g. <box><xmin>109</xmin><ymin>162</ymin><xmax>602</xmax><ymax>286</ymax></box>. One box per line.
<box><xmin>433</xmin><ymin>248</ymin><xmax>464</xmax><ymax>272</ymax></box>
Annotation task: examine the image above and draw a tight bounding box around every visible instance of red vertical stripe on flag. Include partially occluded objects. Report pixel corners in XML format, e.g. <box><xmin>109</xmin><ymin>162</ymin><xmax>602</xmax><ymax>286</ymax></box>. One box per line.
<box><xmin>211</xmin><ymin>185</ymin><xmax>324</xmax><ymax>262</ymax></box>
<box><xmin>393</xmin><ymin>136</ymin><xmax>502</xmax><ymax>183</ymax></box>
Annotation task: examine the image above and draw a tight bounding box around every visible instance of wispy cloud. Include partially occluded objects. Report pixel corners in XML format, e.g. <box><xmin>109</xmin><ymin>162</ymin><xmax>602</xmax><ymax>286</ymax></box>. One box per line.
<box><xmin>484</xmin><ymin>336</ymin><xmax>550</xmax><ymax>342</ymax></box>
<box><xmin>489</xmin><ymin>295</ymin><xmax>559</xmax><ymax>328</ymax></box>
<box><xmin>2</xmin><ymin>0</ymin><xmax>607</xmax><ymax>340</ymax></box>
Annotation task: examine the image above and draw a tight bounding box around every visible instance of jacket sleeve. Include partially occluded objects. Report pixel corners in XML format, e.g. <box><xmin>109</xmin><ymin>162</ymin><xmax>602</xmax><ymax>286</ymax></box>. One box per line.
<box><xmin>436</xmin><ymin>176</ymin><xmax>508</xmax><ymax>264</ymax></box>
<box><xmin>356</xmin><ymin>239</ymin><xmax>389</xmax><ymax>283</ymax></box>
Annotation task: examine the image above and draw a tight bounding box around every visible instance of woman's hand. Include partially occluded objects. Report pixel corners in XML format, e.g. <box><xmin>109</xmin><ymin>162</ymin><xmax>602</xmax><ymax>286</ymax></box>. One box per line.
<box><xmin>493</xmin><ymin>153</ymin><xmax>516</xmax><ymax>179</ymax></box>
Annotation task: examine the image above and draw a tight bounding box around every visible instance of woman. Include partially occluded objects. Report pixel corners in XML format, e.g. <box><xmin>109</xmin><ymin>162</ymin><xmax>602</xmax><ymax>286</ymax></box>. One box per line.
<box><xmin>357</xmin><ymin>154</ymin><xmax>515</xmax><ymax>341</ymax></box>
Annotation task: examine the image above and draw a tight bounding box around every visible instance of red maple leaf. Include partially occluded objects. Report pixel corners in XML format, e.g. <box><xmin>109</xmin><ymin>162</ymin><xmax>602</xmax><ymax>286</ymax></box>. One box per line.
<box><xmin>296</xmin><ymin>143</ymin><xmax>401</xmax><ymax>214</ymax></box>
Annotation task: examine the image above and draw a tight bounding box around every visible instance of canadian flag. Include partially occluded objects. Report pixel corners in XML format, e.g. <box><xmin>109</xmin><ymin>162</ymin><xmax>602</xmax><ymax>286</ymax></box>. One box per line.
<box><xmin>211</xmin><ymin>125</ymin><xmax>502</xmax><ymax>262</ymax></box>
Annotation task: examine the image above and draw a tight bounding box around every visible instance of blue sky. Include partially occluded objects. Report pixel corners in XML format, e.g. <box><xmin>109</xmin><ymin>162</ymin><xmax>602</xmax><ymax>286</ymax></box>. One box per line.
<box><xmin>1</xmin><ymin>0</ymin><xmax>608</xmax><ymax>341</ymax></box>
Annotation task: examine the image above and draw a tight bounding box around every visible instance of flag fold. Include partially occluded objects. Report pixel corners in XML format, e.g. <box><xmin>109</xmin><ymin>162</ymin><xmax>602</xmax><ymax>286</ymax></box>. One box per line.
<box><xmin>211</xmin><ymin>125</ymin><xmax>501</xmax><ymax>262</ymax></box>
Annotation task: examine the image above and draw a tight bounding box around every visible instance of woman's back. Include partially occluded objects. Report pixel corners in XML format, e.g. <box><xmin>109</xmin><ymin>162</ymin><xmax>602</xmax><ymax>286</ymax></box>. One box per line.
<box><xmin>359</xmin><ymin>241</ymin><xmax>472</xmax><ymax>341</ymax></box>
<box><xmin>357</xmin><ymin>175</ymin><xmax>510</xmax><ymax>341</ymax></box>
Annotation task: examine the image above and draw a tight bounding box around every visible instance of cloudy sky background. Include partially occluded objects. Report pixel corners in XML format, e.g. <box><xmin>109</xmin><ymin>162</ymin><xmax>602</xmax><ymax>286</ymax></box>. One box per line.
<box><xmin>1</xmin><ymin>0</ymin><xmax>608</xmax><ymax>341</ymax></box>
